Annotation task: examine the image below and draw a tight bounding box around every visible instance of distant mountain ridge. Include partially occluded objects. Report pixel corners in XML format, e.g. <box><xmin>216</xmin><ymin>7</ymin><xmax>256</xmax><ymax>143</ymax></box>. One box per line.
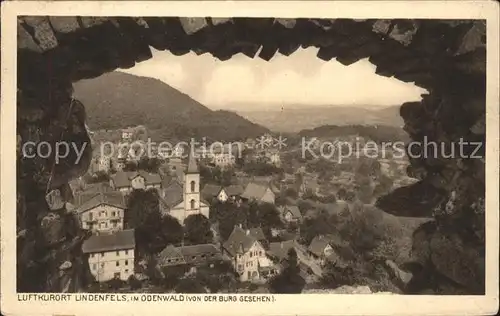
<box><xmin>238</xmin><ymin>105</ymin><xmax>404</xmax><ymax>133</ymax></box>
<box><xmin>73</xmin><ymin>71</ymin><xmax>269</xmax><ymax>142</ymax></box>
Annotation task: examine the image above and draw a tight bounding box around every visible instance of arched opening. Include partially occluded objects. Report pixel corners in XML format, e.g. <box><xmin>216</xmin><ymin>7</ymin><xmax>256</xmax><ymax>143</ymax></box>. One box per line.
<box><xmin>190</xmin><ymin>180</ymin><xmax>196</xmax><ymax>193</ymax></box>
<box><xmin>190</xmin><ymin>199</ymin><xmax>196</xmax><ymax>209</ymax></box>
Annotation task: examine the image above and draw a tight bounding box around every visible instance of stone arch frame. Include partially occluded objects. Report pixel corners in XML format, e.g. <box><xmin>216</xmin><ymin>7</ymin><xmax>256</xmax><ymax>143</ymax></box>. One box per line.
<box><xmin>15</xmin><ymin>17</ymin><xmax>486</xmax><ymax>293</ymax></box>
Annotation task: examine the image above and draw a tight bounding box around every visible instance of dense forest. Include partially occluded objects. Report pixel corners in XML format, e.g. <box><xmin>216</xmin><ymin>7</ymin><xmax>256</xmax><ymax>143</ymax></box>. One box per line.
<box><xmin>74</xmin><ymin>71</ymin><xmax>269</xmax><ymax>142</ymax></box>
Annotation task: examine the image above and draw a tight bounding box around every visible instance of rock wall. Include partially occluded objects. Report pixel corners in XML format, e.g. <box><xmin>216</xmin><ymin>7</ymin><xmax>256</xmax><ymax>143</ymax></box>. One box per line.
<box><xmin>15</xmin><ymin>17</ymin><xmax>486</xmax><ymax>293</ymax></box>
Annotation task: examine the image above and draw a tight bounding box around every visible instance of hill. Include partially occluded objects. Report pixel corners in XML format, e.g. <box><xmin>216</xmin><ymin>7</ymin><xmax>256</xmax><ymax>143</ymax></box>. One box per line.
<box><xmin>298</xmin><ymin>124</ymin><xmax>410</xmax><ymax>144</ymax></box>
<box><xmin>73</xmin><ymin>71</ymin><xmax>269</xmax><ymax>142</ymax></box>
<box><xmin>238</xmin><ymin>105</ymin><xmax>404</xmax><ymax>133</ymax></box>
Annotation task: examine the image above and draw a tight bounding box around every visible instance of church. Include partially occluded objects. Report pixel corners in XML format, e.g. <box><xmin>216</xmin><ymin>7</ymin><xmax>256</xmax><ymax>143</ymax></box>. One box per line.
<box><xmin>159</xmin><ymin>153</ymin><xmax>210</xmax><ymax>225</ymax></box>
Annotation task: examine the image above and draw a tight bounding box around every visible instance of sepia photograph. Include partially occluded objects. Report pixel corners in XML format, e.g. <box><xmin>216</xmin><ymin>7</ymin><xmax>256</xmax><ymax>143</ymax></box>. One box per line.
<box><xmin>1</xmin><ymin>1</ymin><xmax>499</xmax><ymax>315</ymax></box>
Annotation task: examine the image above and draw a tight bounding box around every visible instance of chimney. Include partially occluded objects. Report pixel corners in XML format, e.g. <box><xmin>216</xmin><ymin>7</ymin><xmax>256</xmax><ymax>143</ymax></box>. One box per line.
<box><xmin>246</xmin><ymin>229</ymin><xmax>250</xmax><ymax>236</ymax></box>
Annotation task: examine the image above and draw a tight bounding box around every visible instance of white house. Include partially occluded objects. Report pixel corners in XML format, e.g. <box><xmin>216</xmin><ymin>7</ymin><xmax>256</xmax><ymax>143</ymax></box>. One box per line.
<box><xmin>222</xmin><ymin>225</ymin><xmax>276</xmax><ymax>282</ymax></box>
<box><xmin>121</xmin><ymin>128</ymin><xmax>134</xmax><ymax>141</ymax></box>
<box><xmin>278</xmin><ymin>205</ymin><xmax>303</xmax><ymax>224</ymax></box>
<box><xmin>159</xmin><ymin>153</ymin><xmax>210</xmax><ymax>225</ymax></box>
<box><xmin>74</xmin><ymin>191</ymin><xmax>126</xmax><ymax>233</ymax></box>
<box><xmin>82</xmin><ymin>229</ymin><xmax>135</xmax><ymax>282</ymax></box>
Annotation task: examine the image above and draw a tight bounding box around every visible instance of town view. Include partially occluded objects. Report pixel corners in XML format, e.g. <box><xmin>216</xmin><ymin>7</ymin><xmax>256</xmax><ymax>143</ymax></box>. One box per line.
<box><xmin>53</xmin><ymin>54</ymin><xmax>433</xmax><ymax>295</ymax></box>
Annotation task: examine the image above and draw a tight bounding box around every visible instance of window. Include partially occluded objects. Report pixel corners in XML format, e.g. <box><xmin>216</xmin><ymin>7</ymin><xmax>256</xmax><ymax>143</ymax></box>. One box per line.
<box><xmin>167</xmin><ymin>259</ymin><xmax>171</xmax><ymax>263</ymax></box>
<box><xmin>192</xmin><ymin>256</ymin><xmax>197</xmax><ymax>260</ymax></box>
<box><xmin>89</xmin><ymin>212</ymin><xmax>93</xmax><ymax>221</ymax></box>
<box><xmin>116</xmin><ymin>251</ymin><xmax>120</xmax><ymax>256</ymax></box>
<box><xmin>190</xmin><ymin>199</ymin><xmax>196</xmax><ymax>209</ymax></box>
<box><xmin>92</xmin><ymin>264</ymin><xmax>96</xmax><ymax>270</ymax></box>
<box><xmin>125</xmin><ymin>269</ymin><xmax>129</xmax><ymax>274</ymax></box>
<box><xmin>101</xmin><ymin>252</ymin><xmax>105</xmax><ymax>257</ymax></box>
<box><xmin>125</xmin><ymin>260</ymin><xmax>128</xmax><ymax>266</ymax></box>
<box><xmin>116</xmin><ymin>261</ymin><xmax>120</xmax><ymax>267</ymax></box>
<box><xmin>101</xmin><ymin>263</ymin><xmax>105</xmax><ymax>268</ymax></box>
<box><xmin>125</xmin><ymin>250</ymin><xmax>128</xmax><ymax>255</ymax></box>
<box><xmin>190</xmin><ymin>181</ymin><xmax>196</xmax><ymax>192</ymax></box>
<box><xmin>250</xmin><ymin>252</ymin><xmax>253</xmax><ymax>258</ymax></box>
<box><xmin>259</xmin><ymin>251</ymin><xmax>262</xmax><ymax>256</ymax></box>
<box><xmin>111</xmin><ymin>211</ymin><xmax>116</xmax><ymax>217</ymax></box>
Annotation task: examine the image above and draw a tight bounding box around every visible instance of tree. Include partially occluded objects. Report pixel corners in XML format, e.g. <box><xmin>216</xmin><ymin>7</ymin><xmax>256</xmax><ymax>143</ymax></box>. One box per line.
<box><xmin>127</xmin><ymin>189</ymin><xmax>182</xmax><ymax>255</ymax></box>
<box><xmin>268</xmin><ymin>248</ymin><xmax>305</xmax><ymax>293</ymax></box>
<box><xmin>217</xmin><ymin>203</ymin><xmax>248</xmax><ymax>241</ymax></box>
<box><xmin>184</xmin><ymin>214</ymin><xmax>213</xmax><ymax>245</ymax></box>
<box><xmin>175</xmin><ymin>278</ymin><xmax>207</xmax><ymax>293</ymax></box>
<box><xmin>128</xmin><ymin>275</ymin><xmax>142</xmax><ymax>290</ymax></box>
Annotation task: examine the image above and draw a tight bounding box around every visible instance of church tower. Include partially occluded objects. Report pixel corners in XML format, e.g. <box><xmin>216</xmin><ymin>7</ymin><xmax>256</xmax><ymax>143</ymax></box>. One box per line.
<box><xmin>184</xmin><ymin>152</ymin><xmax>201</xmax><ymax>214</ymax></box>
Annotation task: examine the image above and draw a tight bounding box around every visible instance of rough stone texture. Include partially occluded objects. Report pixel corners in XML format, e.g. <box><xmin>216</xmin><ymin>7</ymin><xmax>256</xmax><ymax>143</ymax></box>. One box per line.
<box><xmin>15</xmin><ymin>17</ymin><xmax>485</xmax><ymax>293</ymax></box>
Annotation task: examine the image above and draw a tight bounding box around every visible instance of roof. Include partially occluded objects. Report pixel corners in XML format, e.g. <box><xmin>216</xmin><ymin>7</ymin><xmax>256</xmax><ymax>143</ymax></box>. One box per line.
<box><xmin>268</xmin><ymin>240</ymin><xmax>299</xmax><ymax>260</ymax></box>
<box><xmin>111</xmin><ymin>171</ymin><xmax>162</xmax><ymax>188</ymax></box>
<box><xmin>224</xmin><ymin>184</ymin><xmax>244</xmax><ymax>196</ymax></box>
<box><xmin>248</xmin><ymin>227</ymin><xmax>266</xmax><ymax>241</ymax></box>
<box><xmin>223</xmin><ymin>226</ymin><xmax>259</xmax><ymax>257</ymax></box>
<box><xmin>157</xmin><ymin>244</ymin><xmax>186</xmax><ymax>265</ymax></box>
<box><xmin>158</xmin><ymin>244</ymin><xmax>222</xmax><ymax>266</ymax></box>
<box><xmin>82</xmin><ymin>229</ymin><xmax>135</xmax><ymax>253</ymax></box>
<box><xmin>281</xmin><ymin>205</ymin><xmax>302</xmax><ymax>219</ymax></box>
<box><xmin>74</xmin><ymin>191</ymin><xmax>126</xmax><ymax>214</ymax></box>
<box><xmin>178</xmin><ymin>244</ymin><xmax>221</xmax><ymax>259</ymax></box>
<box><xmin>186</xmin><ymin>152</ymin><xmax>199</xmax><ymax>174</ymax></box>
<box><xmin>160</xmin><ymin>180</ymin><xmax>184</xmax><ymax>209</ymax></box>
<box><xmin>241</xmin><ymin>182</ymin><xmax>271</xmax><ymax>200</ymax></box>
<box><xmin>308</xmin><ymin>234</ymin><xmax>346</xmax><ymax>257</ymax></box>
<box><xmin>201</xmin><ymin>184</ymin><xmax>222</xmax><ymax>198</ymax></box>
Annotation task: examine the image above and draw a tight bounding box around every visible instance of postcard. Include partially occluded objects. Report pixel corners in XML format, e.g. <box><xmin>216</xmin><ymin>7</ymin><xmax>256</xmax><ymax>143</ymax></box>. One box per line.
<box><xmin>1</xmin><ymin>1</ymin><xmax>499</xmax><ymax>315</ymax></box>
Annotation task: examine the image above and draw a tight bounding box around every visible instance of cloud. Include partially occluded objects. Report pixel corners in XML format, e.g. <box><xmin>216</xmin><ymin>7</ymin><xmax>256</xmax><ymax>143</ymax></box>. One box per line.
<box><xmin>120</xmin><ymin>47</ymin><xmax>427</xmax><ymax>111</ymax></box>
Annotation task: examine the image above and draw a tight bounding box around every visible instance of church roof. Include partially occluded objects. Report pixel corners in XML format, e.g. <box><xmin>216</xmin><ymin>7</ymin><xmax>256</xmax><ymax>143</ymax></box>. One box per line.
<box><xmin>186</xmin><ymin>152</ymin><xmax>199</xmax><ymax>174</ymax></box>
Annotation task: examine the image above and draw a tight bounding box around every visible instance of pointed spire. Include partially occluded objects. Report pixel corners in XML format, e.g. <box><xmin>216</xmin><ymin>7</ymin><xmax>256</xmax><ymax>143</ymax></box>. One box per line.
<box><xmin>186</xmin><ymin>149</ymin><xmax>199</xmax><ymax>174</ymax></box>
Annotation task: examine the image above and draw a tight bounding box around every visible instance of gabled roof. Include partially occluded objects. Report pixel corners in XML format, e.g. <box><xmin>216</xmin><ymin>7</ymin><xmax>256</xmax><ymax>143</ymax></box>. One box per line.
<box><xmin>241</xmin><ymin>182</ymin><xmax>271</xmax><ymax>200</ymax></box>
<box><xmin>225</xmin><ymin>184</ymin><xmax>244</xmax><ymax>196</ymax></box>
<box><xmin>82</xmin><ymin>229</ymin><xmax>135</xmax><ymax>253</ymax></box>
<box><xmin>201</xmin><ymin>184</ymin><xmax>222</xmax><ymax>198</ymax></box>
<box><xmin>281</xmin><ymin>205</ymin><xmax>302</xmax><ymax>219</ymax></box>
<box><xmin>223</xmin><ymin>226</ymin><xmax>259</xmax><ymax>257</ymax></box>
<box><xmin>179</xmin><ymin>244</ymin><xmax>221</xmax><ymax>259</ymax></box>
<box><xmin>248</xmin><ymin>227</ymin><xmax>266</xmax><ymax>241</ymax></box>
<box><xmin>74</xmin><ymin>191</ymin><xmax>126</xmax><ymax>214</ymax></box>
<box><xmin>111</xmin><ymin>170</ymin><xmax>162</xmax><ymax>188</ymax></box>
<box><xmin>308</xmin><ymin>234</ymin><xmax>346</xmax><ymax>257</ymax></box>
<box><xmin>157</xmin><ymin>244</ymin><xmax>186</xmax><ymax>265</ymax></box>
<box><xmin>160</xmin><ymin>180</ymin><xmax>184</xmax><ymax>209</ymax></box>
<box><xmin>268</xmin><ymin>240</ymin><xmax>300</xmax><ymax>261</ymax></box>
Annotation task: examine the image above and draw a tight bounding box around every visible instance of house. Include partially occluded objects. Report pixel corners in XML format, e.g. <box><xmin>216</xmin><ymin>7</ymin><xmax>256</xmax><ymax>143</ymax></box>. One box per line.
<box><xmin>241</xmin><ymin>182</ymin><xmax>275</xmax><ymax>204</ymax></box>
<box><xmin>82</xmin><ymin>229</ymin><xmax>135</xmax><ymax>282</ymax></box>
<box><xmin>268</xmin><ymin>240</ymin><xmax>322</xmax><ymax>278</ymax></box>
<box><xmin>74</xmin><ymin>191</ymin><xmax>127</xmax><ymax>233</ymax></box>
<box><xmin>110</xmin><ymin>170</ymin><xmax>162</xmax><ymax>194</ymax></box>
<box><xmin>121</xmin><ymin>128</ymin><xmax>134</xmax><ymax>141</ymax></box>
<box><xmin>225</xmin><ymin>184</ymin><xmax>245</xmax><ymax>200</ymax></box>
<box><xmin>201</xmin><ymin>184</ymin><xmax>245</xmax><ymax>203</ymax></box>
<box><xmin>278</xmin><ymin>205</ymin><xmax>302</xmax><ymax>224</ymax></box>
<box><xmin>201</xmin><ymin>184</ymin><xmax>223</xmax><ymax>202</ymax></box>
<box><xmin>308</xmin><ymin>234</ymin><xmax>348</xmax><ymax>267</ymax></box>
<box><xmin>222</xmin><ymin>225</ymin><xmax>273</xmax><ymax>282</ymax></box>
<box><xmin>157</xmin><ymin>244</ymin><xmax>222</xmax><ymax>268</ymax></box>
<box><xmin>159</xmin><ymin>153</ymin><xmax>210</xmax><ymax>225</ymax></box>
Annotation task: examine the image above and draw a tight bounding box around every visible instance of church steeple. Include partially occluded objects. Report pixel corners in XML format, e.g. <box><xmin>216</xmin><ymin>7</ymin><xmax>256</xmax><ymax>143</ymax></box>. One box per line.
<box><xmin>186</xmin><ymin>150</ymin><xmax>199</xmax><ymax>174</ymax></box>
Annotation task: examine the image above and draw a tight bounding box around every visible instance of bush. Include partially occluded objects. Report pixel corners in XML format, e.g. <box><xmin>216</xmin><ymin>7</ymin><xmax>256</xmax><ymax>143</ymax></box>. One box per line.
<box><xmin>128</xmin><ymin>275</ymin><xmax>142</xmax><ymax>290</ymax></box>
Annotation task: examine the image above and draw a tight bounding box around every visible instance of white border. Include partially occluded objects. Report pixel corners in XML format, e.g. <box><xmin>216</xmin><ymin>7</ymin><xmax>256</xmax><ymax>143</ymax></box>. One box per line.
<box><xmin>1</xmin><ymin>1</ymin><xmax>499</xmax><ymax>315</ymax></box>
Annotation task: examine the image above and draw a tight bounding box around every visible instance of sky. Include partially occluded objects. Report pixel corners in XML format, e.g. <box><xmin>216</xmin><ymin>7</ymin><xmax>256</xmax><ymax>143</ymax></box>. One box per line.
<box><xmin>120</xmin><ymin>47</ymin><xmax>428</xmax><ymax>112</ymax></box>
